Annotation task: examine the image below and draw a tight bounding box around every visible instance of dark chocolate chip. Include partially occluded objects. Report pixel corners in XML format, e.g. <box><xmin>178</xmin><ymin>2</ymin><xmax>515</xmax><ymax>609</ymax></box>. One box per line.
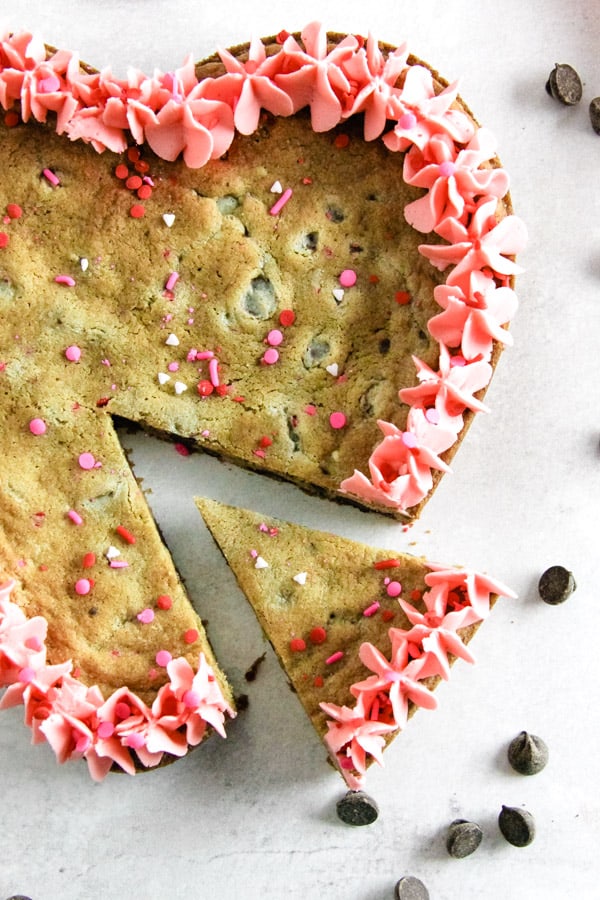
<box><xmin>5</xmin><ymin>896</ymin><xmax>34</xmax><ymax>899</ymax></box>
<box><xmin>242</xmin><ymin>276</ymin><xmax>276</xmax><ymax>319</ymax></box>
<box><xmin>546</xmin><ymin>63</ymin><xmax>583</xmax><ymax>105</ymax></box>
<box><xmin>589</xmin><ymin>98</ymin><xmax>600</xmax><ymax>134</ymax></box>
<box><xmin>445</xmin><ymin>818</ymin><xmax>483</xmax><ymax>858</ymax></box>
<box><xmin>303</xmin><ymin>337</ymin><xmax>330</xmax><ymax>367</ymax></box>
<box><xmin>507</xmin><ymin>731</ymin><xmax>549</xmax><ymax>775</ymax></box>
<box><xmin>336</xmin><ymin>789</ymin><xmax>379</xmax><ymax>826</ymax></box>
<box><xmin>394</xmin><ymin>876</ymin><xmax>430</xmax><ymax>900</ymax></box>
<box><xmin>498</xmin><ymin>805</ymin><xmax>536</xmax><ymax>847</ymax></box>
<box><xmin>325</xmin><ymin>205</ymin><xmax>345</xmax><ymax>223</ymax></box>
<box><xmin>538</xmin><ymin>565</ymin><xmax>576</xmax><ymax>605</ymax></box>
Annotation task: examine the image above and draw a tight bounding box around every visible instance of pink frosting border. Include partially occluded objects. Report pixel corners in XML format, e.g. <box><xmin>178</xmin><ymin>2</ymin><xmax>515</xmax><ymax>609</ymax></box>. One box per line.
<box><xmin>0</xmin><ymin>20</ymin><xmax>527</xmax><ymax>515</ymax></box>
<box><xmin>0</xmin><ymin>23</ymin><xmax>525</xmax><ymax>780</ymax></box>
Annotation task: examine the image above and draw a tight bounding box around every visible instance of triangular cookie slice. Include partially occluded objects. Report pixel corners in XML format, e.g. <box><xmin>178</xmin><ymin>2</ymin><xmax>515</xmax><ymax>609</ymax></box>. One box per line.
<box><xmin>196</xmin><ymin>497</ymin><xmax>514</xmax><ymax>788</ymax></box>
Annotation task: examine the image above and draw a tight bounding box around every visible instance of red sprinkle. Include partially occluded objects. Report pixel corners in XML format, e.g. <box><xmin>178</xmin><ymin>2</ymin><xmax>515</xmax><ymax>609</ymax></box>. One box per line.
<box><xmin>259</xmin><ymin>435</ymin><xmax>273</xmax><ymax>448</ymax></box>
<box><xmin>6</xmin><ymin>203</ymin><xmax>23</xmax><ymax>219</ymax></box>
<box><xmin>279</xmin><ymin>309</ymin><xmax>296</xmax><ymax>327</ymax></box>
<box><xmin>313</xmin><ymin>675</ymin><xmax>324</xmax><ymax>688</ymax></box>
<box><xmin>127</xmin><ymin>147</ymin><xmax>141</xmax><ymax>163</ymax></box>
<box><xmin>137</xmin><ymin>184</ymin><xmax>152</xmax><ymax>200</ymax></box>
<box><xmin>126</xmin><ymin>175</ymin><xmax>143</xmax><ymax>191</ymax></box>
<box><xmin>156</xmin><ymin>595</ymin><xmax>173</xmax><ymax>610</ymax></box>
<box><xmin>4</xmin><ymin>110</ymin><xmax>19</xmax><ymax>127</ymax></box>
<box><xmin>130</xmin><ymin>204</ymin><xmax>145</xmax><ymax>218</ymax></box>
<box><xmin>333</xmin><ymin>133</ymin><xmax>350</xmax><ymax>149</ymax></box>
<box><xmin>373</xmin><ymin>558</ymin><xmax>401</xmax><ymax>570</ymax></box>
<box><xmin>382</xmin><ymin>609</ymin><xmax>396</xmax><ymax>622</ymax></box>
<box><xmin>276</xmin><ymin>29</ymin><xmax>290</xmax><ymax>43</ymax></box>
<box><xmin>0</xmin><ymin>233</ymin><xmax>8</xmax><ymax>249</ymax></box>
<box><xmin>115</xmin><ymin>164</ymin><xmax>129</xmax><ymax>180</ymax></box>
<box><xmin>410</xmin><ymin>589</ymin><xmax>423</xmax><ymax>602</ymax></box>
<box><xmin>325</xmin><ymin>651</ymin><xmax>344</xmax><ymax>665</ymax></box>
<box><xmin>197</xmin><ymin>380</ymin><xmax>214</xmax><ymax>397</ymax></box>
<box><xmin>116</xmin><ymin>525</ymin><xmax>136</xmax><ymax>545</ymax></box>
<box><xmin>395</xmin><ymin>290</ymin><xmax>412</xmax><ymax>305</ymax></box>
<box><xmin>174</xmin><ymin>442</ymin><xmax>190</xmax><ymax>456</ymax></box>
<box><xmin>309</xmin><ymin>626</ymin><xmax>327</xmax><ymax>645</ymax></box>
<box><xmin>184</xmin><ymin>628</ymin><xmax>199</xmax><ymax>644</ymax></box>
<box><xmin>82</xmin><ymin>552</ymin><xmax>96</xmax><ymax>569</ymax></box>
<box><xmin>289</xmin><ymin>637</ymin><xmax>306</xmax><ymax>652</ymax></box>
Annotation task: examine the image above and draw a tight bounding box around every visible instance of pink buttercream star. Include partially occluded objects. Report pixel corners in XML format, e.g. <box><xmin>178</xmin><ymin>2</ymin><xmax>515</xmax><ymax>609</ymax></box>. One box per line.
<box><xmin>342</xmin><ymin>33</ymin><xmax>408</xmax><ymax>140</ymax></box>
<box><xmin>425</xmin><ymin>564</ymin><xmax>517</xmax><ymax>621</ymax></box>
<box><xmin>320</xmin><ymin>691</ymin><xmax>396</xmax><ymax>779</ymax></box>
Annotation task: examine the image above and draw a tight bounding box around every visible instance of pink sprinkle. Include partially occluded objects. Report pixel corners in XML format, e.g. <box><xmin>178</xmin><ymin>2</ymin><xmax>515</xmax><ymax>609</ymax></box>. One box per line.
<box><xmin>75</xmin><ymin>734</ymin><xmax>91</xmax><ymax>753</ymax></box>
<box><xmin>450</xmin><ymin>355</ymin><xmax>466</xmax><ymax>367</ymax></box>
<box><xmin>182</xmin><ymin>689</ymin><xmax>202</xmax><ymax>708</ymax></box>
<box><xmin>29</xmin><ymin>417</ymin><xmax>47</xmax><ymax>436</ymax></box>
<box><xmin>78</xmin><ymin>452</ymin><xmax>96</xmax><ymax>470</ymax></box>
<box><xmin>266</xmin><ymin>329</ymin><xmax>283</xmax><ymax>347</ymax></box>
<box><xmin>304</xmin><ymin>404</ymin><xmax>317</xmax><ymax>416</ymax></box>
<box><xmin>97</xmin><ymin>721</ymin><xmax>115</xmax><ymax>739</ymax></box>
<box><xmin>18</xmin><ymin>666</ymin><xmax>36</xmax><ymax>684</ymax></box>
<box><xmin>325</xmin><ymin>651</ymin><xmax>344</xmax><ymax>665</ymax></box>
<box><xmin>110</xmin><ymin>560</ymin><xmax>129</xmax><ymax>569</ymax></box>
<box><xmin>208</xmin><ymin>356</ymin><xmax>220</xmax><ymax>386</ymax></box>
<box><xmin>25</xmin><ymin>636</ymin><xmax>43</xmax><ymax>652</ymax></box>
<box><xmin>425</xmin><ymin>408</ymin><xmax>440</xmax><ymax>425</ymax></box>
<box><xmin>329</xmin><ymin>411</ymin><xmax>347</xmax><ymax>429</ymax></box>
<box><xmin>363</xmin><ymin>601</ymin><xmax>380</xmax><ymax>617</ymax></box>
<box><xmin>65</xmin><ymin>345</ymin><xmax>82</xmax><ymax>362</ymax></box>
<box><xmin>67</xmin><ymin>509</ymin><xmax>84</xmax><ymax>526</ymax></box>
<box><xmin>38</xmin><ymin>74</ymin><xmax>61</xmax><ymax>93</ymax></box>
<box><xmin>196</xmin><ymin>350</ymin><xmax>214</xmax><ymax>360</ymax></box>
<box><xmin>155</xmin><ymin>650</ymin><xmax>172</xmax><ymax>667</ymax></box>
<box><xmin>167</xmin><ymin>362</ymin><xmax>179</xmax><ymax>372</ymax></box>
<box><xmin>269</xmin><ymin>187</ymin><xmax>293</xmax><ymax>216</ymax></box>
<box><xmin>401</xmin><ymin>431</ymin><xmax>418</xmax><ymax>449</ymax></box>
<box><xmin>115</xmin><ymin>702</ymin><xmax>131</xmax><ymax>720</ymax></box>
<box><xmin>399</xmin><ymin>112</ymin><xmax>417</xmax><ymax>130</ymax></box>
<box><xmin>137</xmin><ymin>608</ymin><xmax>155</xmax><ymax>624</ymax></box>
<box><xmin>253</xmin><ymin>448</ymin><xmax>266</xmax><ymax>459</ymax></box>
<box><xmin>75</xmin><ymin>578</ymin><xmax>91</xmax><ymax>596</ymax></box>
<box><xmin>386</xmin><ymin>581</ymin><xmax>402</xmax><ymax>597</ymax></box>
<box><xmin>43</xmin><ymin>167</ymin><xmax>60</xmax><ymax>186</ymax></box>
<box><xmin>262</xmin><ymin>348</ymin><xmax>279</xmax><ymax>365</ymax></box>
<box><xmin>165</xmin><ymin>272</ymin><xmax>179</xmax><ymax>292</ymax></box>
<box><xmin>250</xmin><ymin>549</ymin><xmax>258</xmax><ymax>558</ymax></box>
<box><xmin>339</xmin><ymin>269</ymin><xmax>357</xmax><ymax>288</ymax></box>
<box><xmin>439</xmin><ymin>161</ymin><xmax>456</xmax><ymax>177</ymax></box>
<box><xmin>55</xmin><ymin>274</ymin><xmax>76</xmax><ymax>287</ymax></box>
<box><xmin>125</xmin><ymin>732</ymin><xmax>146</xmax><ymax>749</ymax></box>
<box><xmin>187</xmin><ymin>349</ymin><xmax>198</xmax><ymax>362</ymax></box>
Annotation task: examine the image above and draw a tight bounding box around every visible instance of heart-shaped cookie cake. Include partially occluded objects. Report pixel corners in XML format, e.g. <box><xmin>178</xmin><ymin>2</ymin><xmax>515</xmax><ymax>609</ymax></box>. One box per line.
<box><xmin>0</xmin><ymin>23</ymin><xmax>524</xmax><ymax>779</ymax></box>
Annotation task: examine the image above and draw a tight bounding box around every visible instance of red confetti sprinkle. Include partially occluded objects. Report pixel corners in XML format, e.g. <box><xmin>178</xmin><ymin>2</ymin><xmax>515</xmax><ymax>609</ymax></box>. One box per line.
<box><xmin>116</xmin><ymin>525</ymin><xmax>136</xmax><ymax>545</ymax></box>
<box><xmin>259</xmin><ymin>435</ymin><xmax>273</xmax><ymax>448</ymax></box>
<box><xmin>0</xmin><ymin>233</ymin><xmax>8</xmax><ymax>249</ymax></box>
<box><xmin>6</xmin><ymin>203</ymin><xmax>23</xmax><ymax>219</ymax></box>
<box><xmin>82</xmin><ymin>552</ymin><xmax>96</xmax><ymax>568</ymax></box>
<box><xmin>126</xmin><ymin>175</ymin><xmax>143</xmax><ymax>191</ymax></box>
<box><xmin>197</xmin><ymin>380</ymin><xmax>214</xmax><ymax>396</ymax></box>
<box><xmin>369</xmin><ymin>274</ymin><xmax>380</xmax><ymax>284</ymax></box>
<box><xmin>289</xmin><ymin>637</ymin><xmax>306</xmax><ymax>652</ymax></box>
<box><xmin>127</xmin><ymin>147</ymin><xmax>141</xmax><ymax>163</ymax></box>
<box><xmin>313</xmin><ymin>675</ymin><xmax>324</xmax><ymax>688</ymax></box>
<box><xmin>96</xmin><ymin>397</ymin><xmax>110</xmax><ymax>408</ymax></box>
<box><xmin>215</xmin><ymin>383</ymin><xmax>229</xmax><ymax>396</ymax></box>
<box><xmin>137</xmin><ymin>184</ymin><xmax>152</xmax><ymax>200</ymax></box>
<box><xmin>4</xmin><ymin>110</ymin><xmax>19</xmax><ymax>127</ymax></box>
<box><xmin>395</xmin><ymin>290</ymin><xmax>411</xmax><ymax>305</ymax></box>
<box><xmin>156</xmin><ymin>595</ymin><xmax>173</xmax><ymax>610</ymax></box>
<box><xmin>174</xmin><ymin>442</ymin><xmax>190</xmax><ymax>456</ymax></box>
<box><xmin>309</xmin><ymin>626</ymin><xmax>327</xmax><ymax>645</ymax></box>
<box><xmin>410</xmin><ymin>589</ymin><xmax>423</xmax><ymax>602</ymax></box>
<box><xmin>333</xmin><ymin>133</ymin><xmax>350</xmax><ymax>149</ymax></box>
<box><xmin>134</xmin><ymin>160</ymin><xmax>150</xmax><ymax>174</ymax></box>
<box><xmin>279</xmin><ymin>309</ymin><xmax>296</xmax><ymax>327</ymax></box>
<box><xmin>381</xmin><ymin>609</ymin><xmax>396</xmax><ymax>622</ymax></box>
<box><xmin>130</xmin><ymin>204</ymin><xmax>145</xmax><ymax>218</ymax></box>
<box><xmin>114</xmin><ymin>164</ymin><xmax>129</xmax><ymax>180</ymax></box>
<box><xmin>184</xmin><ymin>628</ymin><xmax>199</xmax><ymax>644</ymax></box>
<box><xmin>373</xmin><ymin>558</ymin><xmax>401</xmax><ymax>570</ymax></box>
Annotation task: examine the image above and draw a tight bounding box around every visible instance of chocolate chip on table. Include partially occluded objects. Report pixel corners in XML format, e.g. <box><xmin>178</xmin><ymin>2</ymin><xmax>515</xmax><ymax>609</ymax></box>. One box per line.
<box><xmin>538</xmin><ymin>565</ymin><xmax>576</xmax><ymax>605</ymax></box>
<box><xmin>507</xmin><ymin>731</ymin><xmax>549</xmax><ymax>775</ymax></box>
<box><xmin>546</xmin><ymin>63</ymin><xmax>583</xmax><ymax>105</ymax></box>
<box><xmin>336</xmin><ymin>789</ymin><xmax>379</xmax><ymax>825</ymax></box>
<box><xmin>394</xmin><ymin>875</ymin><xmax>430</xmax><ymax>900</ymax></box>
<box><xmin>498</xmin><ymin>805</ymin><xmax>536</xmax><ymax>847</ymax></box>
<box><xmin>5</xmin><ymin>895</ymin><xmax>34</xmax><ymax>899</ymax></box>
<box><xmin>445</xmin><ymin>818</ymin><xmax>483</xmax><ymax>858</ymax></box>
<box><xmin>589</xmin><ymin>98</ymin><xmax>600</xmax><ymax>134</ymax></box>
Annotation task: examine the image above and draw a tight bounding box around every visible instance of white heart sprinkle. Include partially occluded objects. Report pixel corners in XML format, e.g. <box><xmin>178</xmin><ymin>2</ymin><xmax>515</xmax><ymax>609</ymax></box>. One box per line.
<box><xmin>332</xmin><ymin>288</ymin><xmax>345</xmax><ymax>302</ymax></box>
<box><xmin>106</xmin><ymin>546</ymin><xmax>120</xmax><ymax>559</ymax></box>
<box><xmin>80</xmin><ymin>257</ymin><xmax>89</xmax><ymax>272</ymax></box>
<box><xmin>270</xmin><ymin>180</ymin><xmax>283</xmax><ymax>194</ymax></box>
<box><xmin>325</xmin><ymin>363</ymin><xmax>339</xmax><ymax>377</ymax></box>
<box><xmin>157</xmin><ymin>372</ymin><xmax>170</xmax><ymax>385</ymax></box>
<box><xmin>165</xmin><ymin>333</ymin><xmax>179</xmax><ymax>346</ymax></box>
<box><xmin>174</xmin><ymin>381</ymin><xmax>187</xmax><ymax>395</ymax></box>
<box><xmin>162</xmin><ymin>213</ymin><xmax>176</xmax><ymax>228</ymax></box>
<box><xmin>255</xmin><ymin>556</ymin><xmax>269</xmax><ymax>569</ymax></box>
<box><xmin>293</xmin><ymin>572</ymin><xmax>307</xmax><ymax>585</ymax></box>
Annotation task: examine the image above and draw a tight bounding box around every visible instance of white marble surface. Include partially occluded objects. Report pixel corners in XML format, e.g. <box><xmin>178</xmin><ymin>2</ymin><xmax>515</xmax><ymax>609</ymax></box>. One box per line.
<box><xmin>1</xmin><ymin>1</ymin><xmax>599</xmax><ymax>898</ymax></box>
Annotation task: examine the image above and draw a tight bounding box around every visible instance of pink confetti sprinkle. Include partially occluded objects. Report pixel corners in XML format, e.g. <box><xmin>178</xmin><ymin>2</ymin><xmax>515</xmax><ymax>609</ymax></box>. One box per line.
<box><xmin>75</xmin><ymin>734</ymin><xmax>91</xmax><ymax>753</ymax></box>
<box><xmin>399</xmin><ymin>112</ymin><xmax>417</xmax><ymax>130</ymax></box>
<box><xmin>269</xmin><ymin>187</ymin><xmax>293</xmax><ymax>216</ymax></box>
<box><xmin>97</xmin><ymin>721</ymin><xmax>115</xmax><ymax>739</ymax></box>
<box><xmin>401</xmin><ymin>431</ymin><xmax>418</xmax><ymax>449</ymax></box>
<box><xmin>67</xmin><ymin>509</ymin><xmax>83</xmax><ymax>525</ymax></box>
<box><xmin>438</xmin><ymin>161</ymin><xmax>456</xmax><ymax>177</ymax></box>
<box><xmin>253</xmin><ymin>448</ymin><xmax>266</xmax><ymax>459</ymax></box>
<box><xmin>363</xmin><ymin>601</ymin><xmax>380</xmax><ymax>617</ymax></box>
<box><xmin>386</xmin><ymin>581</ymin><xmax>402</xmax><ymax>597</ymax></box>
<box><xmin>55</xmin><ymin>274</ymin><xmax>75</xmax><ymax>287</ymax></box>
<box><xmin>165</xmin><ymin>271</ymin><xmax>179</xmax><ymax>292</ymax></box>
<box><xmin>29</xmin><ymin>417</ymin><xmax>47</xmax><ymax>435</ymax></box>
<box><xmin>339</xmin><ymin>269</ymin><xmax>357</xmax><ymax>288</ymax></box>
<box><xmin>43</xmin><ymin>167</ymin><xmax>60</xmax><ymax>186</ymax></box>
<box><xmin>304</xmin><ymin>404</ymin><xmax>317</xmax><ymax>416</ymax></box>
<box><xmin>75</xmin><ymin>578</ymin><xmax>91</xmax><ymax>596</ymax></box>
<box><xmin>18</xmin><ymin>666</ymin><xmax>36</xmax><ymax>684</ymax></box>
<box><xmin>137</xmin><ymin>608</ymin><xmax>155</xmax><ymax>624</ymax></box>
<box><xmin>25</xmin><ymin>636</ymin><xmax>43</xmax><ymax>652</ymax></box>
<box><xmin>329</xmin><ymin>411</ymin><xmax>347</xmax><ymax>429</ymax></box>
<box><xmin>325</xmin><ymin>651</ymin><xmax>344</xmax><ymax>665</ymax></box>
<box><xmin>182</xmin><ymin>689</ymin><xmax>202</xmax><ymax>708</ymax></box>
<box><xmin>38</xmin><ymin>75</ymin><xmax>61</xmax><ymax>93</ymax></box>
<box><xmin>78</xmin><ymin>452</ymin><xmax>96</xmax><ymax>470</ymax></box>
<box><xmin>125</xmin><ymin>733</ymin><xmax>146</xmax><ymax>749</ymax></box>
<box><xmin>155</xmin><ymin>650</ymin><xmax>172</xmax><ymax>667</ymax></box>
<box><xmin>425</xmin><ymin>408</ymin><xmax>440</xmax><ymax>425</ymax></box>
<box><xmin>208</xmin><ymin>357</ymin><xmax>220</xmax><ymax>386</ymax></box>
<box><xmin>110</xmin><ymin>560</ymin><xmax>129</xmax><ymax>569</ymax></box>
<box><xmin>266</xmin><ymin>329</ymin><xmax>283</xmax><ymax>347</ymax></box>
<box><xmin>262</xmin><ymin>348</ymin><xmax>279</xmax><ymax>365</ymax></box>
<box><xmin>167</xmin><ymin>362</ymin><xmax>179</xmax><ymax>372</ymax></box>
<box><xmin>65</xmin><ymin>345</ymin><xmax>82</xmax><ymax>362</ymax></box>
<box><xmin>250</xmin><ymin>549</ymin><xmax>258</xmax><ymax>559</ymax></box>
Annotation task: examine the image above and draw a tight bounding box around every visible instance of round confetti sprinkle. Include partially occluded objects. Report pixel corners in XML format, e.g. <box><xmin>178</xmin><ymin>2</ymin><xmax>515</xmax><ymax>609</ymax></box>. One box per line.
<box><xmin>329</xmin><ymin>411</ymin><xmax>347</xmax><ymax>429</ymax></box>
<box><xmin>386</xmin><ymin>580</ymin><xmax>402</xmax><ymax>598</ymax></box>
<box><xmin>156</xmin><ymin>649</ymin><xmax>173</xmax><ymax>667</ymax></box>
<box><xmin>0</xmin><ymin>232</ymin><xmax>9</xmax><ymax>248</ymax></box>
<box><xmin>97</xmin><ymin>721</ymin><xmax>115</xmax><ymax>739</ymax></box>
<box><xmin>309</xmin><ymin>626</ymin><xmax>327</xmax><ymax>645</ymax></box>
<box><xmin>156</xmin><ymin>594</ymin><xmax>173</xmax><ymax>610</ymax></box>
<box><xmin>29</xmin><ymin>418</ymin><xmax>47</xmax><ymax>435</ymax></box>
<box><xmin>78</xmin><ymin>452</ymin><xmax>96</xmax><ymax>470</ymax></box>
<box><xmin>75</xmin><ymin>578</ymin><xmax>91</xmax><ymax>596</ymax></box>
<box><xmin>197</xmin><ymin>380</ymin><xmax>215</xmax><ymax>396</ymax></box>
<box><xmin>336</xmin><ymin>790</ymin><xmax>379</xmax><ymax>826</ymax></box>
<box><xmin>266</xmin><ymin>329</ymin><xmax>283</xmax><ymax>346</ymax></box>
<box><xmin>82</xmin><ymin>552</ymin><xmax>96</xmax><ymax>568</ymax></box>
<box><xmin>498</xmin><ymin>805</ymin><xmax>536</xmax><ymax>847</ymax></box>
<box><xmin>394</xmin><ymin>876</ymin><xmax>430</xmax><ymax>900</ymax></box>
<box><xmin>137</xmin><ymin>608</ymin><xmax>155</xmax><ymax>624</ymax></box>
<box><xmin>262</xmin><ymin>348</ymin><xmax>279</xmax><ymax>365</ymax></box>
<box><xmin>6</xmin><ymin>203</ymin><xmax>22</xmax><ymax>219</ymax></box>
<box><xmin>130</xmin><ymin>204</ymin><xmax>145</xmax><ymax>218</ymax></box>
<box><xmin>339</xmin><ymin>268</ymin><xmax>357</xmax><ymax>288</ymax></box>
<box><xmin>395</xmin><ymin>290</ymin><xmax>412</xmax><ymax>305</ymax></box>
<box><xmin>290</xmin><ymin>637</ymin><xmax>307</xmax><ymax>652</ymax></box>
<box><xmin>184</xmin><ymin>628</ymin><xmax>199</xmax><ymax>644</ymax></box>
<box><xmin>507</xmin><ymin>731</ymin><xmax>549</xmax><ymax>775</ymax></box>
<box><xmin>65</xmin><ymin>344</ymin><xmax>82</xmax><ymax>362</ymax></box>
<box><xmin>279</xmin><ymin>309</ymin><xmax>296</xmax><ymax>327</ymax></box>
